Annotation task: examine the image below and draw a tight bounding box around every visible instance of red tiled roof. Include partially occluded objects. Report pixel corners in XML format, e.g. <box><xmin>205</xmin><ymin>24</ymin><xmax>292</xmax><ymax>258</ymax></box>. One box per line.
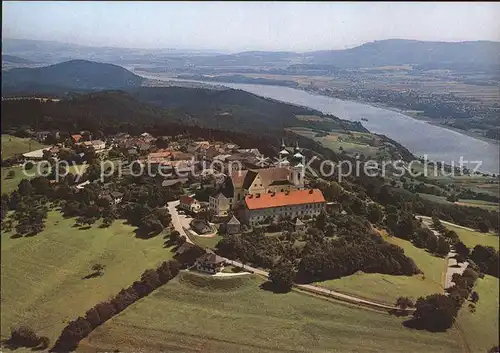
<box><xmin>245</xmin><ymin>189</ymin><xmax>326</xmax><ymax>210</ymax></box>
<box><xmin>71</xmin><ymin>134</ymin><xmax>82</xmax><ymax>142</ymax></box>
<box><xmin>180</xmin><ymin>195</ymin><xmax>195</xmax><ymax>205</ymax></box>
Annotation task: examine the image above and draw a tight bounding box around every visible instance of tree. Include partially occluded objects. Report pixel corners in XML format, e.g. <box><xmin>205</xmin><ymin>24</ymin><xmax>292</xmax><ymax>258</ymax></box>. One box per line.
<box><xmin>269</xmin><ymin>261</ymin><xmax>295</xmax><ymax>293</ymax></box>
<box><xmin>315</xmin><ymin>211</ymin><xmax>327</xmax><ymax>231</ymax></box>
<box><xmin>169</xmin><ymin>230</ymin><xmax>181</xmax><ymax>244</ymax></box>
<box><xmin>395</xmin><ymin>296</ymin><xmax>414</xmax><ymax>310</ymax></box>
<box><xmin>412</xmin><ymin>294</ymin><xmax>458</xmax><ymax>331</ymax></box>
<box><xmin>366</xmin><ymin>203</ymin><xmax>383</xmax><ymax>223</ymax></box>
<box><xmin>476</xmin><ymin>220</ymin><xmax>490</xmax><ymax>233</ymax></box>
<box><xmin>8</xmin><ymin>325</ymin><xmax>41</xmax><ymax>348</ymax></box>
<box><xmin>436</xmin><ymin>236</ymin><xmax>450</xmax><ymax>256</ymax></box>
<box><xmin>6</xmin><ymin>170</ymin><xmax>16</xmax><ymax>179</ymax></box>
<box><xmin>455</xmin><ymin>241</ymin><xmax>470</xmax><ymax>259</ymax></box>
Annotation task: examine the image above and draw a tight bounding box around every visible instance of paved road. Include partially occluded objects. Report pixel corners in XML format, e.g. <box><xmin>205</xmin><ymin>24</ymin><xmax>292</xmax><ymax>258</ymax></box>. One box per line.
<box><xmin>170</xmin><ymin>197</ymin><xmax>414</xmax><ymax>312</ymax></box>
<box><xmin>224</xmin><ymin>259</ymin><xmax>411</xmax><ymax>312</ymax></box>
<box><xmin>417</xmin><ymin>215</ymin><xmax>469</xmax><ymax>291</ymax></box>
<box><xmin>167</xmin><ymin>200</ymin><xmax>194</xmax><ymax>244</ymax></box>
<box><xmin>418</xmin><ymin>215</ymin><xmax>477</xmax><ymax>232</ymax></box>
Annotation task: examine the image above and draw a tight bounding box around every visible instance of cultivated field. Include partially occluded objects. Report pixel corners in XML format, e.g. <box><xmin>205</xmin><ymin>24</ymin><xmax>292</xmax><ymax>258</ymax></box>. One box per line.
<box><xmin>291</xmin><ymin>127</ymin><xmax>386</xmax><ymax>159</ymax></box>
<box><xmin>1</xmin><ymin>211</ymin><xmax>175</xmax><ymax>346</ymax></box>
<box><xmin>316</xmin><ymin>231</ymin><xmax>445</xmax><ymax>304</ymax></box>
<box><xmin>82</xmin><ymin>271</ymin><xmax>461</xmax><ymax>353</ymax></box>
<box><xmin>1</xmin><ymin>134</ymin><xmax>47</xmax><ymax>160</ymax></box>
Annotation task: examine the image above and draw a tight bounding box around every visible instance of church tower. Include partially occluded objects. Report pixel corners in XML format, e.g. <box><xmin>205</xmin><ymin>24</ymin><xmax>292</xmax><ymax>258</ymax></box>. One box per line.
<box><xmin>291</xmin><ymin>141</ymin><xmax>304</xmax><ymax>189</ymax></box>
<box><xmin>278</xmin><ymin>138</ymin><xmax>290</xmax><ymax>168</ymax></box>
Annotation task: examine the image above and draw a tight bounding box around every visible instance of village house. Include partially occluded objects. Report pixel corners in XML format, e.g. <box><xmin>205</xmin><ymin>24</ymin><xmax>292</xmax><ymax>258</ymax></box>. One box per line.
<box><xmin>243</xmin><ymin>188</ymin><xmax>326</xmax><ymax>226</ymax></box>
<box><xmin>162</xmin><ymin>178</ymin><xmax>189</xmax><ymax>188</ymax></box>
<box><xmin>190</xmin><ymin>218</ymin><xmax>212</xmax><ymax>235</ymax></box>
<box><xmin>71</xmin><ymin>134</ymin><xmax>83</xmax><ymax>143</ymax></box>
<box><xmin>195</xmin><ymin>250</ymin><xmax>226</xmax><ymax>274</ymax></box>
<box><xmin>291</xmin><ymin>217</ymin><xmax>306</xmax><ymax>232</ymax></box>
<box><xmin>179</xmin><ymin>195</ymin><xmax>201</xmax><ymax>212</ymax></box>
<box><xmin>226</xmin><ymin>215</ymin><xmax>241</xmax><ymax>235</ymax></box>
<box><xmin>209</xmin><ymin>177</ymin><xmax>234</xmax><ymax>217</ymax></box>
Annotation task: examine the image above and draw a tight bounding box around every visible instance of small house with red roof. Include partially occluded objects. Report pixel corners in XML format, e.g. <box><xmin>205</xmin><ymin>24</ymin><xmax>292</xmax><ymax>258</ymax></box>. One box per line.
<box><xmin>179</xmin><ymin>195</ymin><xmax>201</xmax><ymax>213</ymax></box>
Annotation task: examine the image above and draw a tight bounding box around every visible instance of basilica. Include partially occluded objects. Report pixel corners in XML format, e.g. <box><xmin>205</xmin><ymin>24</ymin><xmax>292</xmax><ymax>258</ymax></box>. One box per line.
<box><xmin>209</xmin><ymin>140</ymin><xmax>325</xmax><ymax>224</ymax></box>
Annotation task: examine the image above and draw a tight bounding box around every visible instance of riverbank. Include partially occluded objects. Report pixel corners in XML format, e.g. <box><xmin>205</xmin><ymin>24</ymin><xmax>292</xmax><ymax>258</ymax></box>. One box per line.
<box><xmin>142</xmin><ymin>70</ymin><xmax>499</xmax><ymax>146</ymax></box>
<box><xmin>135</xmin><ymin>71</ymin><xmax>499</xmax><ymax>174</ymax></box>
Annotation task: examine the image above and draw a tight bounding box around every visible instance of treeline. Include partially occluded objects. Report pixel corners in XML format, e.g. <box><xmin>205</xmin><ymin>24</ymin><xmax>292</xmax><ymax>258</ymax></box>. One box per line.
<box><xmin>1</xmin><ymin>91</ymin><xmax>278</xmax><ymax>158</ymax></box>
<box><xmin>52</xmin><ymin>259</ymin><xmax>181</xmax><ymax>352</ymax></box>
<box><xmin>432</xmin><ymin>217</ymin><xmax>499</xmax><ymax>278</ymax></box>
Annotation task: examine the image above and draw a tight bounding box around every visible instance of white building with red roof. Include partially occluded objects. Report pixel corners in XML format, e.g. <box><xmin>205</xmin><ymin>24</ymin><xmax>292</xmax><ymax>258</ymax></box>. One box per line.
<box><xmin>243</xmin><ymin>188</ymin><xmax>326</xmax><ymax>226</ymax></box>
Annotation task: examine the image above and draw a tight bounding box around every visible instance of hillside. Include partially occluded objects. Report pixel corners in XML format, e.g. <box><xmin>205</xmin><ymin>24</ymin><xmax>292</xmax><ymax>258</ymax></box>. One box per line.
<box><xmin>128</xmin><ymin>86</ymin><xmax>366</xmax><ymax>133</ymax></box>
<box><xmin>2</xmin><ymin>60</ymin><xmax>145</xmax><ymax>92</ymax></box>
<box><xmin>308</xmin><ymin>39</ymin><xmax>500</xmax><ymax>69</ymax></box>
<box><xmin>4</xmin><ymin>38</ymin><xmax>499</xmax><ymax>72</ymax></box>
<box><xmin>1</xmin><ymin>87</ymin><xmax>366</xmax><ymax>135</ymax></box>
<box><xmin>2</xmin><ymin>54</ymin><xmax>35</xmax><ymax>64</ymax></box>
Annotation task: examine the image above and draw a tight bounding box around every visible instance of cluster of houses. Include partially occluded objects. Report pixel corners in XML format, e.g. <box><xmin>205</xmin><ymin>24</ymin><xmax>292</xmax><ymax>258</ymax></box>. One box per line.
<box><xmin>17</xmin><ymin>130</ymin><xmax>331</xmax><ymax>275</ymax></box>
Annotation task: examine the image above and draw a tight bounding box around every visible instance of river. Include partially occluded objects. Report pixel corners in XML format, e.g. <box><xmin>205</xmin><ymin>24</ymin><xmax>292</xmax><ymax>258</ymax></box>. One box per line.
<box><xmin>140</xmin><ymin>73</ymin><xmax>499</xmax><ymax>174</ymax></box>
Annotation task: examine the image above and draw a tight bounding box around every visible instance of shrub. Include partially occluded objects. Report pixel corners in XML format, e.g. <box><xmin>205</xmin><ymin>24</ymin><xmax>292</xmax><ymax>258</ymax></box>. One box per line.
<box><xmin>8</xmin><ymin>325</ymin><xmax>41</xmax><ymax>347</ymax></box>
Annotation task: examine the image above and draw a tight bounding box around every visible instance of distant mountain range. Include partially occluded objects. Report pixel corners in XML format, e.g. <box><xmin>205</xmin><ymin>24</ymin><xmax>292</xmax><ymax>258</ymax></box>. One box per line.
<box><xmin>3</xmin><ymin>38</ymin><xmax>499</xmax><ymax>71</ymax></box>
<box><xmin>2</xmin><ymin>54</ymin><xmax>36</xmax><ymax>64</ymax></box>
<box><xmin>2</xmin><ymin>60</ymin><xmax>145</xmax><ymax>93</ymax></box>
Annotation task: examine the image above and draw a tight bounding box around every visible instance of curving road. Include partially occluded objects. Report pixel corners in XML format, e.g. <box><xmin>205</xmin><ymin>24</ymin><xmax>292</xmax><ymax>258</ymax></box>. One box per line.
<box><xmin>168</xmin><ymin>198</ymin><xmax>414</xmax><ymax>312</ymax></box>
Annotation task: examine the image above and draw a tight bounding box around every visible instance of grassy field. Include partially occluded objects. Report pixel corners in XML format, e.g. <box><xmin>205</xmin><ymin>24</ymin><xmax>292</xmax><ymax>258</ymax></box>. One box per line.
<box><xmin>193</xmin><ymin>234</ymin><xmax>222</xmax><ymax>249</ymax></box>
<box><xmin>454</xmin><ymin>199</ymin><xmax>499</xmax><ymax>211</ymax></box>
<box><xmin>1</xmin><ymin>134</ymin><xmax>48</xmax><ymax>160</ymax></box>
<box><xmin>1</xmin><ymin>165</ymin><xmax>45</xmax><ymax>194</ymax></box>
<box><xmin>290</xmin><ymin>127</ymin><xmax>385</xmax><ymax>159</ymax></box>
<box><xmin>456</xmin><ymin>275</ymin><xmax>499</xmax><ymax>353</ymax></box>
<box><xmin>444</xmin><ymin>224</ymin><xmax>499</xmax><ymax>250</ymax></box>
<box><xmin>82</xmin><ymin>271</ymin><xmax>461</xmax><ymax>353</ymax></box>
<box><xmin>1</xmin><ymin>211</ymin><xmax>175</xmax><ymax>346</ymax></box>
<box><xmin>1</xmin><ymin>163</ymin><xmax>88</xmax><ymax>194</ymax></box>
<box><xmin>316</xmin><ymin>231</ymin><xmax>446</xmax><ymax>305</ymax></box>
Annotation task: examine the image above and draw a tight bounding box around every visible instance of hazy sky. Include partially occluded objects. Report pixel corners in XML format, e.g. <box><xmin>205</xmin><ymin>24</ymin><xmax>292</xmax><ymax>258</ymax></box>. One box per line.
<box><xmin>3</xmin><ymin>1</ymin><xmax>500</xmax><ymax>52</ymax></box>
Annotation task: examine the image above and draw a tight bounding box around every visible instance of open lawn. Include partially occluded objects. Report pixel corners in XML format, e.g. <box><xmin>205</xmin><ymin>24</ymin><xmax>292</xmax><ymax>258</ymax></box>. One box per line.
<box><xmin>1</xmin><ymin>211</ymin><xmax>175</xmax><ymax>346</ymax></box>
<box><xmin>454</xmin><ymin>199</ymin><xmax>499</xmax><ymax>212</ymax></box>
<box><xmin>1</xmin><ymin>165</ymin><xmax>46</xmax><ymax>194</ymax></box>
<box><xmin>456</xmin><ymin>275</ymin><xmax>499</xmax><ymax>353</ymax></box>
<box><xmin>315</xmin><ymin>231</ymin><xmax>446</xmax><ymax>305</ymax></box>
<box><xmin>82</xmin><ymin>271</ymin><xmax>461</xmax><ymax>353</ymax></box>
<box><xmin>1</xmin><ymin>163</ymin><xmax>88</xmax><ymax>194</ymax></box>
<box><xmin>444</xmin><ymin>224</ymin><xmax>499</xmax><ymax>250</ymax></box>
<box><xmin>193</xmin><ymin>234</ymin><xmax>222</xmax><ymax>249</ymax></box>
<box><xmin>1</xmin><ymin>134</ymin><xmax>48</xmax><ymax>160</ymax></box>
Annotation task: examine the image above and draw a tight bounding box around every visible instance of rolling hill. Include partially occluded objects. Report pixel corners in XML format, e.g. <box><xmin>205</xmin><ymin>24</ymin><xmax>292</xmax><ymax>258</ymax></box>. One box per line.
<box><xmin>2</xmin><ymin>60</ymin><xmax>145</xmax><ymax>93</ymax></box>
<box><xmin>307</xmin><ymin>39</ymin><xmax>500</xmax><ymax>69</ymax></box>
<box><xmin>3</xmin><ymin>38</ymin><xmax>499</xmax><ymax>71</ymax></box>
<box><xmin>2</xmin><ymin>54</ymin><xmax>36</xmax><ymax>64</ymax></box>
